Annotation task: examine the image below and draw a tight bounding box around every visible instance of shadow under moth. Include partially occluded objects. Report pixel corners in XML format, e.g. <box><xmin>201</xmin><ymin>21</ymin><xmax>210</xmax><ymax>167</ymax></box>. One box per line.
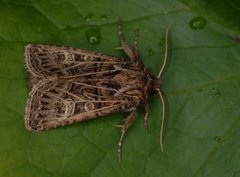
<box><xmin>24</xmin><ymin>21</ymin><xmax>169</xmax><ymax>162</ymax></box>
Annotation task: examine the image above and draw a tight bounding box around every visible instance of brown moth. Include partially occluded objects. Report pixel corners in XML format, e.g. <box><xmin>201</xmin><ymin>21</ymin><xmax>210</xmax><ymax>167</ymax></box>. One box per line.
<box><xmin>24</xmin><ymin>21</ymin><xmax>169</xmax><ymax>162</ymax></box>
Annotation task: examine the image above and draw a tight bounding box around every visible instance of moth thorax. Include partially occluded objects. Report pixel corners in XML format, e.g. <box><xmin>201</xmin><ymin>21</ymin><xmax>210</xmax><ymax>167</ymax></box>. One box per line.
<box><xmin>84</xmin><ymin>55</ymin><xmax>94</xmax><ymax>61</ymax></box>
<box><xmin>63</xmin><ymin>99</ymin><xmax>75</xmax><ymax>117</ymax></box>
<box><xmin>84</xmin><ymin>102</ymin><xmax>95</xmax><ymax>111</ymax></box>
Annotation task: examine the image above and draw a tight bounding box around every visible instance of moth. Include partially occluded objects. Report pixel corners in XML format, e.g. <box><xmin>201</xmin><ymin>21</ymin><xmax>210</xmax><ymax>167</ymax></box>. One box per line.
<box><xmin>24</xmin><ymin>21</ymin><xmax>169</xmax><ymax>162</ymax></box>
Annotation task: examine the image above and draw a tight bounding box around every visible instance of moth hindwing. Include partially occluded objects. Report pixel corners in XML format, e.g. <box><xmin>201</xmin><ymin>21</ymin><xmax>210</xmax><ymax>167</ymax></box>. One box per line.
<box><xmin>24</xmin><ymin>21</ymin><xmax>169</xmax><ymax>162</ymax></box>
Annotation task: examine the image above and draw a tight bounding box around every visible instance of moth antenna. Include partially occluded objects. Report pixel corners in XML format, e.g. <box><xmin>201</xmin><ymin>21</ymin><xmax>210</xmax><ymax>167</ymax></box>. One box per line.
<box><xmin>157</xmin><ymin>27</ymin><xmax>170</xmax><ymax>79</ymax></box>
<box><xmin>157</xmin><ymin>88</ymin><xmax>165</xmax><ymax>152</ymax></box>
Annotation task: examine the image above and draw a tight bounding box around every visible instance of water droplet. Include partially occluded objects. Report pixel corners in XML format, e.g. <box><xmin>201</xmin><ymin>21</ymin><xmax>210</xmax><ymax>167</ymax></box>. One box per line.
<box><xmin>100</xmin><ymin>14</ymin><xmax>107</xmax><ymax>21</ymax></box>
<box><xmin>214</xmin><ymin>136</ymin><xmax>222</xmax><ymax>142</ymax></box>
<box><xmin>85</xmin><ymin>28</ymin><xmax>101</xmax><ymax>45</ymax></box>
<box><xmin>85</xmin><ymin>13</ymin><xmax>94</xmax><ymax>22</ymax></box>
<box><xmin>189</xmin><ymin>16</ymin><xmax>207</xmax><ymax>30</ymax></box>
<box><xmin>211</xmin><ymin>88</ymin><xmax>221</xmax><ymax>97</ymax></box>
<box><xmin>215</xmin><ymin>92</ymin><xmax>221</xmax><ymax>97</ymax></box>
<box><xmin>148</xmin><ymin>49</ymin><xmax>155</xmax><ymax>55</ymax></box>
<box><xmin>164</xmin><ymin>11</ymin><xmax>168</xmax><ymax>15</ymax></box>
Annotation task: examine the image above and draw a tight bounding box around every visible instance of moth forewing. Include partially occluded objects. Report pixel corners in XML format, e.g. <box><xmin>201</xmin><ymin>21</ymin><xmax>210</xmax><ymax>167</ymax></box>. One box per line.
<box><xmin>24</xmin><ymin>21</ymin><xmax>169</xmax><ymax>162</ymax></box>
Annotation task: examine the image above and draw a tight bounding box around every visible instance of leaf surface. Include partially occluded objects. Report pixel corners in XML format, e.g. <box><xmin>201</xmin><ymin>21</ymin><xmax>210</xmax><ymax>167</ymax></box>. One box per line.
<box><xmin>0</xmin><ymin>0</ymin><xmax>239</xmax><ymax>177</ymax></box>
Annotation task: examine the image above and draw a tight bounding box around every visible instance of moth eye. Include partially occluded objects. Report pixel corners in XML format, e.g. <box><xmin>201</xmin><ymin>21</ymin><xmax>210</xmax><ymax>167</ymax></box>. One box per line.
<box><xmin>84</xmin><ymin>55</ymin><xmax>94</xmax><ymax>61</ymax></box>
<box><xmin>84</xmin><ymin>102</ymin><xmax>95</xmax><ymax>111</ymax></box>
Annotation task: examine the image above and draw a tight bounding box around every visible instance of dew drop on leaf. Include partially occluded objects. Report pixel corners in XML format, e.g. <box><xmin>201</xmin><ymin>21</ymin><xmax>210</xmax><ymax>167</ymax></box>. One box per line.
<box><xmin>148</xmin><ymin>49</ymin><xmax>155</xmax><ymax>55</ymax></box>
<box><xmin>85</xmin><ymin>13</ymin><xmax>94</xmax><ymax>22</ymax></box>
<box><xmin>164</xmin><ymin>11</ymin><xmax>168</xmax><ymax>15</ymax></box>
<box><xmin>211</xmin><ymin>88</ymin><xmax>221</xmax><ymax>97</ymax></box>
<box><xmin>85</xmin><ymin>28</ymin><xmax>101</xmax><ymax>45</ymax></box>
<box><xmin>214</xmin><ymin>136</ymin><xmax>223</xmax><ymax>142</ymax></box>
<box><xmin>100</xmin><ymin>14</ymin><xmax>107</xmax><ymax>21</ymax></box>
<box><xmin>215</xmin><ymin>92</ymin><xmax>221</xmax><ymax>97</ymax></box>
<box><xmin>189</xmin><ymin>16</ymin><xmax>207</xmax><ymax>30</ymax></box>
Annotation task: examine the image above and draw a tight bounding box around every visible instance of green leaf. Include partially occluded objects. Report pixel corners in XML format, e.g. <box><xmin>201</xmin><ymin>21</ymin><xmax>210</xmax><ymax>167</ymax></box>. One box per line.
<box><xmin>0</xmin><ymin>0</ymin><xmax>240</xmax><ymax>177</ymax></box>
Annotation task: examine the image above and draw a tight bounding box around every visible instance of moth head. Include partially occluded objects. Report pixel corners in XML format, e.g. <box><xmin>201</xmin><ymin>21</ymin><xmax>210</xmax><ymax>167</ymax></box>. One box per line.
<box><xmin>153</xmin><ymin>77</ymin><xmax>161</xmax><ymax>90</ymax></box>
<box><xmin>147</xmin><ymin>76</ymin><xmax>161</xmax><ymax>96</ymax></box>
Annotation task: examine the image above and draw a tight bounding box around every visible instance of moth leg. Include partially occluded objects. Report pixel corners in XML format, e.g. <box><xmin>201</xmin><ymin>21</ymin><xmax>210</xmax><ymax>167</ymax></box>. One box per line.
<box><xmin>117</xmin><ymin>110</ymin><xmax>137</xmax><ymax>162</ymax></box>
<box><xmin>117</xmin><ymin>20</ymin><xmax>138</xmax><ymax>62</ymax></box>
<box><xmin>144</xmin><ymin>103</ymin><xmax>150</xmax><ymax>133</ymax></box>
